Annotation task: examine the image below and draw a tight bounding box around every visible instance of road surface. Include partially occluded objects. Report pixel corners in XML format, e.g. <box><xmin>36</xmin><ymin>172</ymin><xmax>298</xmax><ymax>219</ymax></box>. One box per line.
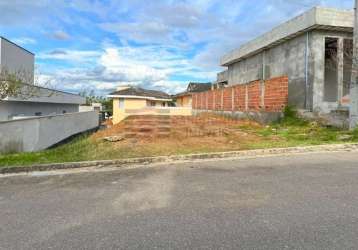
<box><xmin>1</xmin><ymin>152</ymin><xmax>358</xmax><ymax>249</ymax></box>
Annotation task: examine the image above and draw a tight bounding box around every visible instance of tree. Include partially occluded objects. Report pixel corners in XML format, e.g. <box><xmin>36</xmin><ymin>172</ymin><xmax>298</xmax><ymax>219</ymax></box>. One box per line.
<box><xmin>79</xmin><ymin>89</ymin><xmax>113</xmax><ymax>113</ymax></box>
<box><xmin>0</xmin><ymin>68</ymin><xmax>53</xmax><ymax>101</ymax></box>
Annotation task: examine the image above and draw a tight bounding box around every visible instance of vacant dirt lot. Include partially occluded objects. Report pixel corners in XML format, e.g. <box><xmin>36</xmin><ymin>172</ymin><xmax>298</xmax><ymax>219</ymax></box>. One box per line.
<box><xmin>92</xmin><ymin>113</ymin><xmax>267</xmax><ymax>154</ymax></box>
<box><xmin>2</xmin><ymin>111</ymin><xmax>356</xmax><ymax>167</ymax></box>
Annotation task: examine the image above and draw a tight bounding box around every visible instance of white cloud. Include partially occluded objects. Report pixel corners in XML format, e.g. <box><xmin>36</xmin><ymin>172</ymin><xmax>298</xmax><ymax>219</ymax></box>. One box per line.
<box><xmin>12</xmin><ymin>37</ymin><xmax>37</xmax><ymax>45</ymax></box>
<box><xmin>38</xmin><ymin>49</ymin><xmax>101</xmax><ymax>63</ymax></box>
<box><xmin>51</xmin><ymin>30</ymin><xmax>71</xmax><ymax>40</ymax></box>
<box><xmin>37</xmin><ymin>45</ymin><xmax>198</xmax><ymax>95</ymax></box>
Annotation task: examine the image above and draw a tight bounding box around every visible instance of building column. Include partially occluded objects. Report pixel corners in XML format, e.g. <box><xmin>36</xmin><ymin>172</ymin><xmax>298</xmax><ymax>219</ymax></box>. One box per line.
<box><xmin>337</xmin><ymin>38</ymin><xmax>344</xmax><ymax>106</ymax></box>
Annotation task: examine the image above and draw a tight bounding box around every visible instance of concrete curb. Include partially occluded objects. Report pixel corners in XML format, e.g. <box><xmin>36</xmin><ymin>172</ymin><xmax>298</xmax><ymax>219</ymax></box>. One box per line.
<box><xmin>1</xmin><ymin>143</ymin><xmax>358</xmax><ymax>174</ymax></box>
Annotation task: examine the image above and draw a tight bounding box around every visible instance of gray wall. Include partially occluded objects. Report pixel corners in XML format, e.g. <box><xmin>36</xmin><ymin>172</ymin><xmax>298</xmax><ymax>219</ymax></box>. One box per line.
<box><xmin>311</xmin><ymin>30</ymin><xmax>353</xmax><ymax>113</ymax></box>
<box><xmin>0</xmin><ymin>111</ymin><xmax>99</xmax><ymax>153</ymax></box>
<box><xmin>0</xmin><ymin>37</ymin><xmax>35</xmax><ymax>84</ymax></box>
<box><xmin>0</xmin><ymin>101</ymin><xmax>79</xmax><ymax>121</ymax></box>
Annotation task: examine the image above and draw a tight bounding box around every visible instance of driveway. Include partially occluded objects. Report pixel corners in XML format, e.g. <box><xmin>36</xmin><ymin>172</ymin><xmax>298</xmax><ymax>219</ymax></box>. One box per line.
<box><xmin>1</xmin><ymin>152</ymin><xmax>358</xmax><ymax>249</ymax></box>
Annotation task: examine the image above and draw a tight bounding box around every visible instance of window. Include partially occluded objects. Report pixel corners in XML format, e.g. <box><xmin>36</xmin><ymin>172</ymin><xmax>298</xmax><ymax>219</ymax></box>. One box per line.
<box><xmin>324</xmin><ymin>38</ymin><xmax>338</xmax><ymax>102</ymax></box>
<box><xmin>119</xmin><ymin>99</ymin><xmax>124</xmax><ymax>109</ymax></box>
<box><xmin>162</xmin><ymin>102</ymin><xmax>166</xmax><ymax>107</ymax></box>
<box><xmin>149</xmin><ymin>101</ymin><xmax>156</xmax><ymax>107</ymax></box>
<box><xmin>343</xmin><ymin>39</ymin><xmax>353</xmax><ymax>97</ymax></box>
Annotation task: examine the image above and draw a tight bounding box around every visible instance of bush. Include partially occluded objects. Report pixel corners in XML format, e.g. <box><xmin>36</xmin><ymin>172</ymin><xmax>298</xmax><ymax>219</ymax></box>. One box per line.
<box><xmin>279</xmin><ymin>106</ymin><xmax>308</xmax><ymax>126</ymax></box>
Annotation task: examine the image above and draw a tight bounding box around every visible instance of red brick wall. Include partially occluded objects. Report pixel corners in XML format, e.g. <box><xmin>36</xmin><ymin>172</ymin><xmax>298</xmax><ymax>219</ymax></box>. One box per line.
<box><xmin>193</xmin><ymin>93</ymin><xmax>198</xmax><ymax>109</ymax></box>
<box><xmin>247</xmin><ymin>80</ymin><xmax>261</xmax><ymax>111</ymax></box>
<box><xmin>234</xmin><ymin>84</ymin><xmax>246</xmax><ymax>111</ymax></box>
<box><xmin>264</xmin><ymin>76</ymin><xmax>289</xmax><ymax>112</ymax></box>
<box><xmin>223</xmin><ymin>88</ymin><xmax>233</xmax><ymax>111</ymax></box>
<box><xmin>214</xmin><ymin>89</ymin><xmax>221</xmax><ymax>110</ymax></box>
<box><xmin>192</xmin><ymin>76</ymin><xmax>288</xmax><ymax>112</ymax></box>
<box><xmin>207</xmin><ymin>91</ymin><xmax>214</xmax><ymax>110</ymax></box>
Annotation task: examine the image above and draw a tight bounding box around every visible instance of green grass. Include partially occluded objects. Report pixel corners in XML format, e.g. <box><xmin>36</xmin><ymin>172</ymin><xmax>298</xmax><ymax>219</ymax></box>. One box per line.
<box><xmin>1</xmin><ymin>107</ymin><xmax>358</xmax><ymax>168</ymax></box>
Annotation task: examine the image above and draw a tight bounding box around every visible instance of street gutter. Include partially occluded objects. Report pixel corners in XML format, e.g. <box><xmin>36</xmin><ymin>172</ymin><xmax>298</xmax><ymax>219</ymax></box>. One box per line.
<box><xmin>1</xmin><ymin>143</ymin><xmax>358</xmax><ymax>174</ymax></box>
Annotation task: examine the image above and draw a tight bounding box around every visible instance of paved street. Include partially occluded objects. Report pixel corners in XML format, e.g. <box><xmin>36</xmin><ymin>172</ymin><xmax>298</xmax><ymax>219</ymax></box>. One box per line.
<box><xmin>1</xmin><ymin>152</ymin><xmax>358</xmax><ymax>249</ymax></box>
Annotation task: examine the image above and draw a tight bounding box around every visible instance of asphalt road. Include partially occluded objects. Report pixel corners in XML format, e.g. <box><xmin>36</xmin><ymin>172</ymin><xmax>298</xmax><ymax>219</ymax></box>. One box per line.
<box><xmin>1</xmin><ymin>152</ymin><xmax>358</xmax><ymax>250</ymax></box>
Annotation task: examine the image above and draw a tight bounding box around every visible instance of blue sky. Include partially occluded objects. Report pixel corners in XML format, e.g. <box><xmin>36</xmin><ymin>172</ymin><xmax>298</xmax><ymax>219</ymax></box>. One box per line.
<box><xmin>0</xmin><ymin>0</ymin><xmax>353</xmax><ymax>95</ymax></box>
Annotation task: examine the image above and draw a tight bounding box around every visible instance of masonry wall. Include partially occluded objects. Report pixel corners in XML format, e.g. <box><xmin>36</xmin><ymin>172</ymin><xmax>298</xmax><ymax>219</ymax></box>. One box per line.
<box><xmin>310</xmin><ymin>30</ymin><xmax>353</xmax><ymax>113</ymax></box>
<box><xmin>193</xmin><ymin>76</ymin><xmax>288</xmax><ymax>113</ymax></box>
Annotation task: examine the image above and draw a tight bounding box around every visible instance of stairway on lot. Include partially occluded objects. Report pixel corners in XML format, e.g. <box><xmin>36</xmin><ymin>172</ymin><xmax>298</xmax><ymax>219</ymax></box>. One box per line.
<box><xmin>123</xmin><ymin>115</ymin><xmax>172</xmax><ymax>138</ymax></box>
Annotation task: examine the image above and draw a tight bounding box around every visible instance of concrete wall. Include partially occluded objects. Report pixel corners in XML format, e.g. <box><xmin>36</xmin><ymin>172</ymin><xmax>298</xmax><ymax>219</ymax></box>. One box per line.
<box><xmin>0</xmin><ymin>111</ymin><xmax>99</xmax><ymax>153</ymax></box>
<box><xmin>0</xmin><ymin>37</ymin><xmax>35</xmax><ymax>84</ymax></box>
<box><xmin>311</xmin><ymin>30</ymin><xmax>353</xmax><ymax>113</ymax></box>
<box><xmin>0</xmin><ymin>101</ymin><xmax>79</xmax><ymax>121</ymax></box>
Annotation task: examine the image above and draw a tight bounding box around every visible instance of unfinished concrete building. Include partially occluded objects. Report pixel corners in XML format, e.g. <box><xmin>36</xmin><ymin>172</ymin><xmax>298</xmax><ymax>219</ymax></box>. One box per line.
<box><xmin>220</xmin><ymin>7</ymin><xmax>354</xmax><ymax>117</ymax></box>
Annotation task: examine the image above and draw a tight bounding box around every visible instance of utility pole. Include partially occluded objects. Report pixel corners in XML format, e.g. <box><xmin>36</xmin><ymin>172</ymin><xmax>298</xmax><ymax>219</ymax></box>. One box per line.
<box><xmin>350</xmin><ymin>0</ymin><xmax>358</xmax><ymax>129</ymax></box>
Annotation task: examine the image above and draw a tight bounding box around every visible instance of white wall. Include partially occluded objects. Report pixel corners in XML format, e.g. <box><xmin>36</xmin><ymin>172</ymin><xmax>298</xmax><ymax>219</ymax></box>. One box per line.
<box><xmin>0</xmin><ymin>111</ymin><xmax>99</xmax><ymax>153</ymax></box>
<box><xmin>0</xmin><ymin>101</ymin><xmax>80</xmax><ymax>121</ymax></box>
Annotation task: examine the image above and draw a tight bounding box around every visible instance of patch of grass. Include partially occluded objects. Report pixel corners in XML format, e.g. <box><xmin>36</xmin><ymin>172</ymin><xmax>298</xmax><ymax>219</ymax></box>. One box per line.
<box><xmin>1</xmin><ymin>110</ymin><xmax>358</xmax><ymax>168</ymax></box>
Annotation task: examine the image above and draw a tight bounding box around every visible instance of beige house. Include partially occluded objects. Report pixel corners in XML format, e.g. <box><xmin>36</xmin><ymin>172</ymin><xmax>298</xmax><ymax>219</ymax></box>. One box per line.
<box><xmin>108</xmin><ymin>86</ymin><xmax>191</xmax><ymax>124</ymax></box>
<box><xmin>174</xmin><ymin>82</ymin><xmax>212</xmax><ymax>107</ymax></box>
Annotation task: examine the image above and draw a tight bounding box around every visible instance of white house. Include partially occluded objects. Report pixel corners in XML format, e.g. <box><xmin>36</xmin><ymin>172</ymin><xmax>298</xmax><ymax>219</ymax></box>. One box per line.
<box><xmin>0</xmin><ymin>37</ymin><xmax>100</xmax><ymax>153</ymax></box>
<box><xmin>0</xmin><ymin>36</ymin><xmax>86</xmax><ymax>121</ymax></box>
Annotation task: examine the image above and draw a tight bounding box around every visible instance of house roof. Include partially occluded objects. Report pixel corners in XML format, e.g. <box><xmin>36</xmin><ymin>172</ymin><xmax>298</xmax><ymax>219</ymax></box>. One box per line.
<box><xmin>173</xmin><ymin>82</ymin><xmax>212</xmax><ymax>98</ymax></box>
<box><xmin>221</xmin><ymin>7</ymin><xmax>354</xmax><ymax>66</ymax></box>
<box><xmin>108</xmin><ymin>87</ymin><xmax>171</xmax><ymax>100</ymax></box>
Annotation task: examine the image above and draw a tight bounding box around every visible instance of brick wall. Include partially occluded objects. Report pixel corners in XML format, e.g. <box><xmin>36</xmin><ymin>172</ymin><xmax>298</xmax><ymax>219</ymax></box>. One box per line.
<box><xmin>247</xmin><ymin>80</ymin><xmax>261</xmax><ymax>111</ymax></box>
<box><xmin>192</xmin><ymin>76</ymin><xmax>288</xmax><ymax>112</ymax></box>
<box><xmin>223</xmin><ymin>87</ymin><xmax>233</xmax><ymax>111</ymax></box>
<box><xmin>264</xmin><ymin>76</ymin><xmax>289</xmax><ymax>112</ymax></box>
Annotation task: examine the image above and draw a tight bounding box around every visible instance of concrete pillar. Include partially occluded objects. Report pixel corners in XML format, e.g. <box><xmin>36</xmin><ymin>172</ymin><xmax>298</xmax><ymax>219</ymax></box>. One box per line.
<box><xmin>231</xmin><ymin>87</ymin><xmax>235</xmax><ymax>111</ymax></box>
<box><xmin>221</xmin><ymin>89</ymin><xmax>224</xmax><ymax>111</ymax></box>
<box><xmin>260</xmin><ymin>80</ymin><xmax>265</xmax><ymax>111</ymax></box>
<box><xmin>245</xmin><ymin>85</ymin><xmax>249</xmax><ymax>111</ymax></box>
<box><xmin>337</xmin><ymin>38</ymin><xmax>344</xmax><ymax>106</ymax></box>
<box><xmin>350</xmin><ymin>0</ymin><xmax>358</xmax><ymax>129</ymax></box>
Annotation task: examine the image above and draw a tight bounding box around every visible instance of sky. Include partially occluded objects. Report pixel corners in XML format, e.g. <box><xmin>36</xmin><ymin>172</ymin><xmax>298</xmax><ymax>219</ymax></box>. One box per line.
<box><xmin>0</xmin><ymin>0</ymin><xmax>354</xmax><ymax>96</ymax></box>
